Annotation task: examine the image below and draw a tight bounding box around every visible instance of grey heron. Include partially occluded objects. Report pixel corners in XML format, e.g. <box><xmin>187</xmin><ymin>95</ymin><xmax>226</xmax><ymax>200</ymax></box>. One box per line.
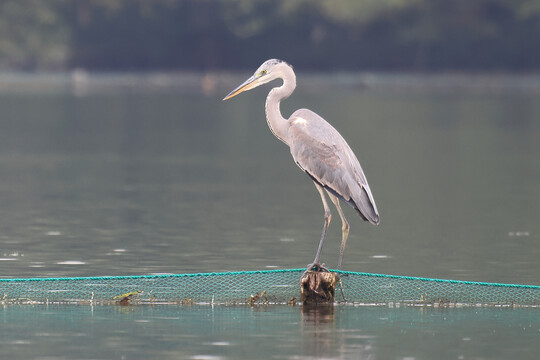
<box><xmin>223</xmin><ymin>59</ymin><xmax>379</xmax><ymax>271</ymax></box>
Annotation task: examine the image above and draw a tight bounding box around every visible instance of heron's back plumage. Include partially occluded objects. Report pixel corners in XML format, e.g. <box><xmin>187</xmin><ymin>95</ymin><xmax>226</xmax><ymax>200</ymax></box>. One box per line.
<box><xmin>288</xmin><ymin>109</ymin><xmax>379</xmax><ymax>225</ymax></box>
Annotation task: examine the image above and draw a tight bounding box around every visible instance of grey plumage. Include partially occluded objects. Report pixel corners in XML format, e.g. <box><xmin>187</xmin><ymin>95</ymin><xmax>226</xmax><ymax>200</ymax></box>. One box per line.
<box><xmin>288</xmin><ymin>108</ymin><xmax>379</xmax><ymax>225</ymax></box>
<box><xmin>224</xmin><ymin>59</ymin><xmax>379</xmax><ymax>270</ymax></box>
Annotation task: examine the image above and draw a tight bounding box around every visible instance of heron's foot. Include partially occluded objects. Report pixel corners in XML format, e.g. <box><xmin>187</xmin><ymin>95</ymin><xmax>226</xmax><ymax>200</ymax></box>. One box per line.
<box><xmin>302</xmin><ymin>262</ymin><xmax>329</xmax><ymax>278</ymax></box>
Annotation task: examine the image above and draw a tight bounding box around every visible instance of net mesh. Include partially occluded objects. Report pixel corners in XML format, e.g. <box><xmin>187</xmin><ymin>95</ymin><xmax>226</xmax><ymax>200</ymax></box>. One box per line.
<box><xmin>1</xmin><ymin>269</ymin><xmax>539</xmax><ymax>306</ymax></box>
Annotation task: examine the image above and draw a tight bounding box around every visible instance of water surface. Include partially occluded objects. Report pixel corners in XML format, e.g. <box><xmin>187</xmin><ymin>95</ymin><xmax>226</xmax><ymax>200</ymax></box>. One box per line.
<box><xmin>0</xmin><ymin>76</ymin><xmax>538</xmax><ymax>284</ymax></box>
<box><xmin>0</xmin><ymin>74</ymin><xmax>538</xmax><ymax>359</ymax></box>
<box><xmin>1</xmin><ymin>305</ymin><xmax>539</xmax><ymax>360</ymax></box>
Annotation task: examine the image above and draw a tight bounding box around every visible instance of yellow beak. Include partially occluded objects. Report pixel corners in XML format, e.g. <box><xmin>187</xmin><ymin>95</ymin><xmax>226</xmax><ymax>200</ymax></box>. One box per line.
<box><xmin>222</xmin><ymin>75</ymin><xmax>257</xmax><ymax>100</ymax></box>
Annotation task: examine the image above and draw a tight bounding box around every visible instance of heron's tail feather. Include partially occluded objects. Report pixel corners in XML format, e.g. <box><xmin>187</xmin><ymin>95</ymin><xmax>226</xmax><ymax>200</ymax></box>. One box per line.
<box><xmin>304</xmin><ymin>172</ymin><xmax>379</xmax><ymax>225</ymax></box>
<box><xmin>353</xmin><ymin>187</ymin><xmax>380</xmax><ymax>225</ymax></box>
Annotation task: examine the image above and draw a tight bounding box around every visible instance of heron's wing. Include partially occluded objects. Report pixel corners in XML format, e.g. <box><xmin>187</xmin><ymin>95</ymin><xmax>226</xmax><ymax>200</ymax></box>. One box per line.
<box><xmin>288</xmin><ymin>110</ymin><xmax>379</xmax><ymax>224</ymax></box>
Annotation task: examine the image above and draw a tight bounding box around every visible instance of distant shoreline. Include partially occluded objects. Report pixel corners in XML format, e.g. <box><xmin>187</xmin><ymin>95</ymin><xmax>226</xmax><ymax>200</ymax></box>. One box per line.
<box><xmin>2</xmin><ymin>71</ymin><xmax>540</xmax><ymax>95</ymax></box>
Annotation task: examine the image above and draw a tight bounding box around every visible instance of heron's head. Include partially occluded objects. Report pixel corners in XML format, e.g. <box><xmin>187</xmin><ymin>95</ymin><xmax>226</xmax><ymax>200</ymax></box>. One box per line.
<box><xmin>223</xmin><ymin>59</ymin><xmax>292</xmax><ymax>100</ymax></box>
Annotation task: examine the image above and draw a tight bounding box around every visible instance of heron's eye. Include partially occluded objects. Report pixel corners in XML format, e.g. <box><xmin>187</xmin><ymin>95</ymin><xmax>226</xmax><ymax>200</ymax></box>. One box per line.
<box><xmin>260</xmin><ymin>70</ymin><xmax>267</xmax><ymax>76</ymax></box>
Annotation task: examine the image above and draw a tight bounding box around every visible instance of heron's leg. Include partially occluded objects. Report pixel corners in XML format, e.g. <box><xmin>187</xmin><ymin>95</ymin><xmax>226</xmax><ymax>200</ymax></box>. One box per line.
<box><xmin>327</xmin><ymin>191</ymin><xmax>350</xmax><ymax>270</ymax></box>
<box><xmin>310</xmin><ymin>182</ymin><xmax>332</xmax><ymax>268</ymax></box>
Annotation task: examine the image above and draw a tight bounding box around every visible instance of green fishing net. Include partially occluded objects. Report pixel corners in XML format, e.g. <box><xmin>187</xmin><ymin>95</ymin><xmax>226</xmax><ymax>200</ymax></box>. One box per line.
<box><xmin>1</xmin><ymin>269</ymin><xmax>538</xmax><ymax>306</ymax></box>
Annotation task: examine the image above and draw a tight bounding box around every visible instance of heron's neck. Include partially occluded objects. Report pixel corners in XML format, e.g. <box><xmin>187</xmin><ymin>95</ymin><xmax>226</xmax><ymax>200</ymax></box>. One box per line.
<box><xmin>265</xmin><ymin>71</ymin><xmax>296</xmax><ymax>145</ymax></box>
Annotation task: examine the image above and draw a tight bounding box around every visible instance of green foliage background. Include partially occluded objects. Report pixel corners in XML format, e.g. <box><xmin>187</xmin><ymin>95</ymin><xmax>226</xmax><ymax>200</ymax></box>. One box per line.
<box><xmin>1</xmin><ymin>0</ymin><xmax>539</xmax><ymax>71</ymax></box>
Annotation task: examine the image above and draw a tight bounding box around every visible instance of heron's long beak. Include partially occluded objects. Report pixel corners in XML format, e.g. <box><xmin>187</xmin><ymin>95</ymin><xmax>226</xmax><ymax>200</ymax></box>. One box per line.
<box><xmin>223</xmin><ymin>75</ymin><xmax>258</xmax><ymax>101</ymax></box>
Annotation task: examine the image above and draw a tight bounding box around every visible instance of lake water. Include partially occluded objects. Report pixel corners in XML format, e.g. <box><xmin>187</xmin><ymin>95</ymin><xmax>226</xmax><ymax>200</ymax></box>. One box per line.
<box><xmin>1</xmin><ymin>305</ymin><xmax>538</xmax><ymax>360</ymax></box>
<box><xmin>0</xmin><ymin>73</ymin><xmax>539</xmax><ymax>359</ymax></box>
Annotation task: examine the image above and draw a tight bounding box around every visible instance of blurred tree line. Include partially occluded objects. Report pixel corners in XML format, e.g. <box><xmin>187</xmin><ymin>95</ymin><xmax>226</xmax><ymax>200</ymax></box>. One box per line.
<box><xmin>1</xmin><ymin>0</ymin><xmax>540</xmax><ymax>71</ymax></box>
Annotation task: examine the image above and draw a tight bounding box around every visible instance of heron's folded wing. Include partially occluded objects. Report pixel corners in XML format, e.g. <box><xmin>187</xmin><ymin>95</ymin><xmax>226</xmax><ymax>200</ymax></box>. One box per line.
<box><xmin>289</xmin><ymin>126</ymin><xmax>354</xmax><ymax>201</ymax></box>
<box><xmin>289</xmin><ymin>123</ymin><xmax>379</xmax><ymax>224</ymax></box>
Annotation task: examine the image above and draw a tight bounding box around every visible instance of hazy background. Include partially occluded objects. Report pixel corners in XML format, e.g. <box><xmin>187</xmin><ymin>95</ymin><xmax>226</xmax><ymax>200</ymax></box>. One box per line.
<box><xmin>2</xmin><ymin>0</ymin><xmax>540</xmax><ymax>72</ymax></box>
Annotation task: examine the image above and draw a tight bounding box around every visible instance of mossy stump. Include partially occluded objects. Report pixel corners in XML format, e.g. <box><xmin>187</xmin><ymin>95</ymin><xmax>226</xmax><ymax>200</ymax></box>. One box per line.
<box><xmin>300</xmin><ymin>270</ymin><xmax>337</xmax><ymax>305</ymax></box>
